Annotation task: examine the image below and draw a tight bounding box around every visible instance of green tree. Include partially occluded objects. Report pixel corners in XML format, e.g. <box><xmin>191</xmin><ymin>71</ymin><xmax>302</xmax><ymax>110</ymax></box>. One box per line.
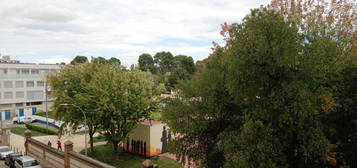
<box><xmin>268</xmin><ymin>1</ymin><xmax>357</xmax><ymax>166</ymax></box>
<box><xmin>91</xmin><ymin>56</ymin><xmax>107</xmax><ymax>64</ymax></box>
<box><xmin>159</xmin><ymin>55</ymin><xmax>195</xmax><ymax>91</ymax></box>
<box><xmin>154</xmin><ymin>51</ymin><xmax>174</xmax><ymax>74</ymax></box>
<box><xmin>164</xmin><ymin>9</ymin><xmax>344</xmax><ymax>167</ymax></box>
<box><xmin>90</xmin><ymin>56</ymin><xmax>121</xmax><ymax>66</ymax></box>
<box><xmin>165</xmin><ymin>66</ymin><xmax>190</xmax><ymax>91</ymax></box>
<box><xmin>138</xmin><ymin>53</ymin><xmax>155</xmax><ymax>73</ymax></box>
<box><xmin>90</xmin><ymin>67</ymin><xmax>157</xmax><ymax>153</ymax></box>
<box><xmin>332</xmin><ymin>64</ymin><xmax>357</xmax><ymax>166</ymax></box>
<box><xmin>173</xmin><ymin>55</ymin><xmax>195</xmax><ymax>74</ymax></box>
<box><xmin>48</xmin><ymin>62</ymin><xmax>102</xmax><ymax>152</ymax></box>
<box><xmin>107</xmin><ymin>57</ymin><xmax>121</xmax><ymax>66</ymax></box>
<box><xmin>70</xmin><ymin>56</ymin><xmax>88</xmax><ymax>65</ymax></box>
<box><xmin>162</xmin><ymin>48</ymin><xmax>238</xmax><ymax>167</ymax></box>
<box><xmin>223</xmin><ymin>9</ymin><xmax>342</xmax><ymax>167</ymax></box>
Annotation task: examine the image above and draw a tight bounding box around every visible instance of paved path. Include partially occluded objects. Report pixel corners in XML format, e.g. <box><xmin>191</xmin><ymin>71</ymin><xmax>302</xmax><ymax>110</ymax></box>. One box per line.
<box><xmin>9</xmin><ymin>131</ymin><xmax>101</xmax><ymax>153</ymax></box>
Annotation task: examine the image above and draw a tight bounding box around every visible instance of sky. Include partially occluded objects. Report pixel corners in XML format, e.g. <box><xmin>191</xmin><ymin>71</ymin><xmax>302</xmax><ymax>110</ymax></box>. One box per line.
<box><xmin>0</xmin><ymin>0</ymin><xmax>271</xmax><ymax>66</ymax></box>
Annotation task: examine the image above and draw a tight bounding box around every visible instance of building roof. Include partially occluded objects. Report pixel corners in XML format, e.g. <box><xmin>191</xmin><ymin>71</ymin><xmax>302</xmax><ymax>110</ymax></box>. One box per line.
<box><xmin>139</xmin><ymin>119</ymin><xmax>164</xmax><ymax>126</ymax></box>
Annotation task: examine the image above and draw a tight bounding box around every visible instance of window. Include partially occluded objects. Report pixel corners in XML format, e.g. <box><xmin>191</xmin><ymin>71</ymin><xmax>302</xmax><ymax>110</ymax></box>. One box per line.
<box><xmin>15</xmin><ymin>103</ymin><xmax>23</xmax><ymax>107</ymax></box>
<box><xmin>15</xmin><ymin>81</ymin><xmax>24</xmax><ymax>88</ymax></box>
<box><xmin>0</xmin><ymin>104</ymin><xmax>12</xmax><ymax>108</ymax></box>
<box><xmin>27</xmin><ymin>91</ymin><xmax>43</xmax><ymax>100</ymax></box>
<box><xmin>16</xmin><ymin>91</ymin><xmax>24</xmax><ymax>98</ymax></box>
<box><xmin>4</xmin><ymin>92</ymin><xmax>13</xmax><ymax>99</ymax></box>
<box><xmin>37</xmin><ymin>81</ymin><xmax>44</xmax><ymax>87</ymax></box>
<box><xmin>16</xmin><ymin>69</ymin><xmax>21</xmax><ymax>74</ymax></box>
<box><xmin>31</xmin><ymin>69</ymin><xmax>39</xmax><ymax>74</ymax></box>
<box><xmin>4</xmin><ymin>81</ymin><xmax>13</xmax><ymax>88</ymax></box>
<box><xmin>23</xmin><ymin>160</ymin><xmax>39</xmax><ymax>167</ymax></box>
<box><xmin>21</xmin><ymin>69</ymin><xmax>29</xmax><ymax>74</ymax></box>
<box><xmin>0</xmin><ymin>147</ymin><xmax>10</xmax><ymax>152</ymax></box>
<box><xmin>26</xmin><ymin>102</ymin><xmax>42</xmax><ymax>106</ymax></box>
<box><xmin>33</xmin><ymin>102</ymin><xmax>42</xmax><ymax>105</ymax></box>
<box><xmin>0</xmin><ymin>69</ymin><xmax>8</xmax><ymax>74</ymax></box>
<box><xmin>26</xmin><ymin>81</ymin><xmax>34</xmax><ymax>87</ymax></box>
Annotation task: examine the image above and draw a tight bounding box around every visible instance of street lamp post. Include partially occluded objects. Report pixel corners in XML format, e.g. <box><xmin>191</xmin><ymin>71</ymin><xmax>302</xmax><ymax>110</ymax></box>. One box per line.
<box><xmin>45</xmin><ymin>82</ymin><xmax>48</xmax><ymax>134</ymax></box>
<box><xmin>59</xmin><ymin>103</ymin><xmax>88</xmax><ymax>156</ymax></box>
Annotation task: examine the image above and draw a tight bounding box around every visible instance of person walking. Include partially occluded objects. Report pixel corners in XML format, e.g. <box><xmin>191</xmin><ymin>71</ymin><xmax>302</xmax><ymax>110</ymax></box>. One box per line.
<box><xmin>57</xmin><ymin>140</ymin><xmax>62</xmax><ymax>151</ymax></box>
<box><xmin>48</xmin><ymin>140</ymin><xmax>52</xmax><ymax>147</ymax></box>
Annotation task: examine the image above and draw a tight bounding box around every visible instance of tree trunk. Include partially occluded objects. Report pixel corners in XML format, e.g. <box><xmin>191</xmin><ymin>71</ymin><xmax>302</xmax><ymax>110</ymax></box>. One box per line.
<box><xmin>88</xmin><ymin>127</ymin><xmax>96</xmax><ymax>153</ymax></box>
<box><xmin>89</xmin><ymin>133</ymin><xmax>94</xmax><ymax>152</ymax></box>
<box><xmin>113</xmin><ymin>141</ymin><xmax>119</xmax><ymax>154</ymax></box>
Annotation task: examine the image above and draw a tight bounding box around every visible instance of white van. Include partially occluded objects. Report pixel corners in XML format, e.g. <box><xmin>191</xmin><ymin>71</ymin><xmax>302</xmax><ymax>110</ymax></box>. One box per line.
<box><xmin>12</xmin><ymin>116</ymin><xmax>35</xmax><ymax>124</ymax></box>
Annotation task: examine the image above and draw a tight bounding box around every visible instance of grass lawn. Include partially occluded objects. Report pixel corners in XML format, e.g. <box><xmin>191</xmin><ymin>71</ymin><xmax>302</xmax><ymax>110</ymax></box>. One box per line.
<box><xmin>11</xmin><ymin>127</ymin><xmax>49</xmax><ymax>136</ymax></box>
<box><xmin>92</xmin><ymin>135</ymin><xmax>106</xmax><ymax>143</ymax></box>
<box><xmin>81</xmin><ymin>144</ymin><xmax>182</xmax><ymax>168</ymax></box>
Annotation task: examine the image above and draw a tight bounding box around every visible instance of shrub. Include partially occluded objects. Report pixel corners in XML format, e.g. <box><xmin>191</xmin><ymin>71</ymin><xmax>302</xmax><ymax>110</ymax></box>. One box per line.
<box><xmin>25</xmin><ymin>123</ymin><xmax>58</xmax><ymax>135</ymax></box>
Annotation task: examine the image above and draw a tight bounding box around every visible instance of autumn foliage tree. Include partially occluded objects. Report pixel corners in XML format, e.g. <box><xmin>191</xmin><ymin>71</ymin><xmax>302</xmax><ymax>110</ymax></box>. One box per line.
<box><xmin>268</xmin><ymin>0</ymin><xmax>357</xmax><ymax>59</ymax></box>
<box><xmin>268</xmin><ymin>0</ymin><xmax>357</xmax><ymax>166</ymax></box>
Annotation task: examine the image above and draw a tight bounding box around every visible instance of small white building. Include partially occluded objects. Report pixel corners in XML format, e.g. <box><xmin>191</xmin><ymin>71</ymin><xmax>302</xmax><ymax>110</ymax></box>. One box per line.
<box><xmin>123</xmin><ymin>120</ymin><xmax>170</xmax><ymax>157</ymax></box>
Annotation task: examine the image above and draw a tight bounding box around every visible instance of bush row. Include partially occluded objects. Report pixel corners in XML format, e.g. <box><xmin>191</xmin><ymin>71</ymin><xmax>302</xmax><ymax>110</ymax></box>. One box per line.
<box><xmin>25</xmin><ymin>123</ymin><xmax>58</xmax><ymax>135</ymax></box>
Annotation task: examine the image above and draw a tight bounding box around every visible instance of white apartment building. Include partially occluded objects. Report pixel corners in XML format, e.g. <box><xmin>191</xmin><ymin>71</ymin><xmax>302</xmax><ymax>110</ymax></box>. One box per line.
<box><xmin>0</xmin><ymin>55</ymin><xmax>61</xmax><ymax>120</ymax></box>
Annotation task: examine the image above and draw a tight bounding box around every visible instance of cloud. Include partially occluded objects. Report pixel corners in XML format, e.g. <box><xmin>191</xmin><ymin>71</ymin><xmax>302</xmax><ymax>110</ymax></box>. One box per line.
<box><xmin>36</xmin><ymin>56</ymin><xmax>72</xmax><ymax>64</ymax></box>
<box><xmin>0</xmin><ymin>0</ymin><xmax>271</xmax><ymax>65</ymax></box>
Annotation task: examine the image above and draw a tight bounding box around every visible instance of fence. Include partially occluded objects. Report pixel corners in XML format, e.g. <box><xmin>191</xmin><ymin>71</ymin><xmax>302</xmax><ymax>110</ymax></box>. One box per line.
<box><xmin>24</xmin><ymin>130</ymin><xmax>115</xmax><ymax>168</ymax></box>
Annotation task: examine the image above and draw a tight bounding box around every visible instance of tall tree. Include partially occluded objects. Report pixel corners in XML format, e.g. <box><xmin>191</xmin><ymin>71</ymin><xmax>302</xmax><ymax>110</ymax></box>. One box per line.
<box><xmin>48</xmin><ymin>62</ymin><xmax>102</xmax><ymax>152</ymax></box>
<box><xmin>90</xmin><ymin>67</ymin><xmax>157</xmax><ymax>153</ymax></box>
<box><xmin>268</xmin><ymin>1</ymin><xmax>357</xmax><ymax>166</ymax></box>
<box><xmin>91</xmin><ymin>56</ymin><xmax>107</xmax><ymax>64</ymax></box>
<box><xmin>70</xmin><ymin>56</ymin><xmax>88</xmax><ymax>65</ymax></box>
<box><xmin>162</xmin><ymin>48</ymin><xmax>236</xmax><ymax>167</ymax></box>
<box><xmin>173</xmin><ymin>55</ymin><xmax>196</xmax><ymax>74</ymax></box>
<box><xmin>332</xmin><ymin>64</ymin><xmax>357</xmax><ymax>166</ymax></box>
<box><xmin>107</xmin><ymin>57</ymin><xmax>121</xmax><ymax>66</ymax></box>
<box><xmin>154</xmin><ymin>51</ymin><xmax>174</xmax><ymax>74</ymax></box>
<box><xmin>164</xmin><ymin>9</ymin><xmax>344</xmax><ymax>167</ymax></box>
<box><xmin>138</xmin><ymin>53</ymin><xmax>155</xmax><ymax>73</ymax></box>
<box><xmin>158</xmin><ymin>55</ymin><xmax>196</xmax><ymax>90</ymax></box>
<box><xmin>223</xmin><ymin>9</ymin><xmax>342</xmax><ymax>167</ymax></box>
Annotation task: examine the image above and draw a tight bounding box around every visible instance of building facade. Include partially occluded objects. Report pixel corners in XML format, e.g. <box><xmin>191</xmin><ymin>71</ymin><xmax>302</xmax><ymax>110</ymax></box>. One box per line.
<box><xmin>123</xmin><ymin>120</ymin><xmax>169</xmax><ymax>157</ymax></box>
<box><xmin>0</xmin><ymin>56</ymin><xmax>61</xmax><ymax>121</ymax></box>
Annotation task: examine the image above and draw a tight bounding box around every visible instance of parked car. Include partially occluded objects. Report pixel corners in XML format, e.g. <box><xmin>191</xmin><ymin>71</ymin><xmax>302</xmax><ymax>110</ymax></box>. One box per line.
<box><xmin>5</xmin><ymin>152</ymin><xmax>22</xmax><ymax>168</ymax></box>
<box><xmin>14</xmin><ymin>156</ymin><xmax>42</xmax><ymax>168</ymax></box>
<box><xmin>0</xmin><ymin>146</ymin><xmax>13</xmax><ymax>159</ymax></box>
<box><xmin>12</xmin><ymin>116</ymin><xmax>35</xmax><ymax>124</ymax></box>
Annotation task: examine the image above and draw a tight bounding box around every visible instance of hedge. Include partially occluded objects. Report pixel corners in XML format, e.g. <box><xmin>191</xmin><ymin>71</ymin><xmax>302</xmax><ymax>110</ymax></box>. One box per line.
<box><xmin>25</xmin><ymin>123</ymin><xmax>58</xmax><ymax>135</ymax></box>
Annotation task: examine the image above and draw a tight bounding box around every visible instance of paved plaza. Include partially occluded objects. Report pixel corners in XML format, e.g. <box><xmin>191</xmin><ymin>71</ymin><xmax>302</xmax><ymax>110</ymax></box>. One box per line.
<box><xmin>9</xmin><ymin>131</ymin><xmax>99</xmax><ymax>153</ymax></box>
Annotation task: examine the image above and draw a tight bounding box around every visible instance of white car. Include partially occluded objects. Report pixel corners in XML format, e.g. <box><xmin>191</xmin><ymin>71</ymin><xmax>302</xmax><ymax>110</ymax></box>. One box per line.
<box><xmin>0</xmin><ymin>146</ymin><xmax>13</xmax><ymax>159</ymax></box>
<box><xmin>15</xmin><ymin>156</ymin><xmax>42</xmax><ymax>168</ymax></box>
<box><xmin>12</xmin><ymin>116</ymin><xmax>35</xmax><ymax>124</ymax></box>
